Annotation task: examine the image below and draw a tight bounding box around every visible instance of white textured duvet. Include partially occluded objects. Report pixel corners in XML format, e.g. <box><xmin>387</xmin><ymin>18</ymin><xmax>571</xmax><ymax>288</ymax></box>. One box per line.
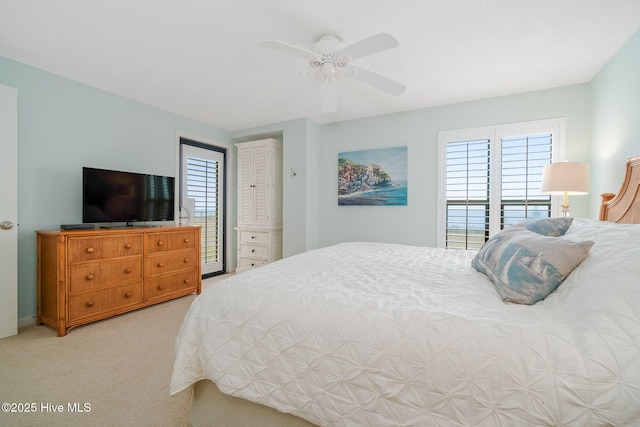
<box><xmin>170</xmin><ymin>219</ymin><xmax>640</xmax><ymax>426</ymax></box>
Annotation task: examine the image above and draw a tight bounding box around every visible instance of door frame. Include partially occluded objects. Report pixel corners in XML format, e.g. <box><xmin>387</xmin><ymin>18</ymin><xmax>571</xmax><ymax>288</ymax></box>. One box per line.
<box><xmin>175</xmin><ymin>132</ymin><xmax>234</xmax><ymax>276</ymax></box>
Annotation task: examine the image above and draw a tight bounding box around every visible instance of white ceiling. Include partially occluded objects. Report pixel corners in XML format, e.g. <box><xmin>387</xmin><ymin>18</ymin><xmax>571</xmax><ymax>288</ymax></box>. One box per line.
<box><xmin>2</xmin><ymin>0</ymin><xmax>640</xmax><ymax>132</ymax></box>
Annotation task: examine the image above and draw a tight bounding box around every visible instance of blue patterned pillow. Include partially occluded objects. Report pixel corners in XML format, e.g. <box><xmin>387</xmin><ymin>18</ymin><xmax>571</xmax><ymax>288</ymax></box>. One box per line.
<box><xmin>518</xmin><ymin>217</ymin><xmax>573</xmax><ymax>236</ymax></box>
<box><xmin>472</xmin><ymin>226</ymin><xmax>594</xmax><ymax>304</ymax></box>
<box><xmin>472</xmin><ymin>218</ymin><xmax>573</xmax><ymax>276</ymax></box>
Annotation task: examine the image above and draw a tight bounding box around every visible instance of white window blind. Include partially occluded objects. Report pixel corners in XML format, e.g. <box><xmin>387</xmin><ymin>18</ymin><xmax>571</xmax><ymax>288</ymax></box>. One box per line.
<box><xmin>186</xmin><ymin>156</ymin><xmax>221</xmax><ymax>264</ymax></box>
<box><xmin>438</xmin><ymin>119</ymin><xmax>563</xmax><ymax>249</ymax></box>
<box><xmin>445</xmin><ymin>139</ymin><xmax>491</xmax><ymax>250</ymax></box>
<box><xmin>500</xmin><ymin>134</ymin><xmax>553</xmax><ymax>226</ymax></box>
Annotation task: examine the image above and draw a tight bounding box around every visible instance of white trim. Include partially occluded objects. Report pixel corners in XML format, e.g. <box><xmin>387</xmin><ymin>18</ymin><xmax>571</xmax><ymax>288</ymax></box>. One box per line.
<box><xmin>437</xmin><ymin>118</ymin><xmax>566</xmax><ymax>248</ymax></box>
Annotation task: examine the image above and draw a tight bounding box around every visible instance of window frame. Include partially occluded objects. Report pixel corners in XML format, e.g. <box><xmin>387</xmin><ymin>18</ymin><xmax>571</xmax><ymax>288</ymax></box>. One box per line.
<box><xmin>436</xmin><ymin>118</ymin><xmax>566</xmax><ymax>249</ymax></box>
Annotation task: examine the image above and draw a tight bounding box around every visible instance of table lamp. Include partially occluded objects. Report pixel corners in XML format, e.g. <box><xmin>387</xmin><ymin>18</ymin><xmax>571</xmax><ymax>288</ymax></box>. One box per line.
<box><xmin>541</xmin><ymin>161</ymin><xmax>589</xmax><ymax>217</ymax></box>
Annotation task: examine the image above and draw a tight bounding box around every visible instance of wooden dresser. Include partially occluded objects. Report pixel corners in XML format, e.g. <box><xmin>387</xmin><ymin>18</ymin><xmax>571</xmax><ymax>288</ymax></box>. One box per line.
<box><xmin>37</xmin><ymin>226</ymin><xmax>201</xmax><ymax>336</ymax></box>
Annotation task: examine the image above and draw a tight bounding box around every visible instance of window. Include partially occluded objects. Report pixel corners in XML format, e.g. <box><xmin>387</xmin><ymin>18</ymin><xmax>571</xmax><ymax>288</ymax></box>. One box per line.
<box><xmin>437</xmin><ymin>119</ymin><xmax>565</xmax><ymax>249</ymax></box>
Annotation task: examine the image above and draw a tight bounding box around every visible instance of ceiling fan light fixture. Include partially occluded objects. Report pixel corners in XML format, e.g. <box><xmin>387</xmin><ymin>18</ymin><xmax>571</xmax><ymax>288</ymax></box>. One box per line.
<box><xmin>260</xmin><ymin>32</ymin><xmax>405</xmax><ymax>112</ymax></box>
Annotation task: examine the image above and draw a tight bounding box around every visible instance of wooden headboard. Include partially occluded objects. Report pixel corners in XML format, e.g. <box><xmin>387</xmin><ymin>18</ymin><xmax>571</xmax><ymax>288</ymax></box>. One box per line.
<box><xmin>600</xmin><ymin>156</ymin><xmax>640</xmax><ymax>223</ymax></box>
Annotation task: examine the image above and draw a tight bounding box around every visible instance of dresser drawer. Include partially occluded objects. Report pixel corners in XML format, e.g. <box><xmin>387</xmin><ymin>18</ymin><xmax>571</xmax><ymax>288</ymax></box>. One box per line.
<box><xmin>69</xmin><ymin>258</ymin><xmax>143</xmax><ymax>292</ymax></box>
<box><xmin>239</xmin><ymin>230</ymin><xmax>268</xmax><ymax>245</ymax></box>
<box><xmin>238</xmin><ymin>257</ymin><xmax>268</xmax><ymax>270</ymax></box>
<box><xmin>69</xmin><ymin>283</ymin><xmax>143</xmax><ymax>322</ymax></box>
<box><xmin>145</xmin><ymin>250</ymin><xmax>198</xmax><ymax>277</ymax></box>
<box><xmin>68</xmin><ymin>234</ymin><xmax>143</xmax><ymax>263</ymax></box>
<box><xmin>146</xmin><ymin>230</ymin><xmax>198</xmax><ymax>253</ymax></box>
<box><xmin>239</xmin><ymin>244</ymin><xmax>268</xmax><ymax>259</ymax></box>
<box><xmin>145</xmin><ymin>270</ymin><xmax>199</xmax><ymax>301</ymax></box>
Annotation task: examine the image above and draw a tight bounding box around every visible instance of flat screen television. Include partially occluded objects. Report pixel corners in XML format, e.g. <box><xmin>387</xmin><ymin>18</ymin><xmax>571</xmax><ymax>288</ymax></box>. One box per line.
<box><xmin>83</xmin><ymin>167</ymin><xmax>175</xmax><ymax>226</ymax></box>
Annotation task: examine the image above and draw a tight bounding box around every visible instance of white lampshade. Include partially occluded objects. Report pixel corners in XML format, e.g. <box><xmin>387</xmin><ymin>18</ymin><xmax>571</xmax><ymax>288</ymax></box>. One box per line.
<box><xmin>541</xmin><ymin>162</ymin><xmax>589</xmax><ymax>195</ymax></box>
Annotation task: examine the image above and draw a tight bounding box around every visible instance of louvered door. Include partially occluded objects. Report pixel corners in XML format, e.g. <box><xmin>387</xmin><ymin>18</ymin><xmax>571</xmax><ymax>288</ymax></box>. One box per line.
<box><xmin>252</xmin><ymin>144</ymin><xmax>269</xmax><ymax>225</ymax></box>
<box><xmin>238</xmin><ymin>142</ymin><xmax>279</xmax><ymax>226</ymax></box>
<box><xmin>238</xmin><ymin>146</ymin><xmax>256</xmax><ymax>225</ymax></box>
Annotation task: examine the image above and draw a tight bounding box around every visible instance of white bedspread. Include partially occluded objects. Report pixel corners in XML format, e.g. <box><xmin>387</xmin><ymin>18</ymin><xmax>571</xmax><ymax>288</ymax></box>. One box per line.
<box><xmin>170</xmin><ymin>219</ymin><xmax>640</xmax><ymax>426</ymax></box>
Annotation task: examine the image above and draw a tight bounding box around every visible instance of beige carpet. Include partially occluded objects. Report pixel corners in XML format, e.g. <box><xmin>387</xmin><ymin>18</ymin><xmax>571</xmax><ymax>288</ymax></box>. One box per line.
<box><xmin>0</xmin><ymin>274</ymin><xmax>230</xmax><ymax>427</ymax></box>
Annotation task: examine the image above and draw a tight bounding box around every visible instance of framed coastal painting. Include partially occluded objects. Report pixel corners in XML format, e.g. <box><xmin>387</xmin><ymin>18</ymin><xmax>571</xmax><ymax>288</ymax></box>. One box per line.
<box><xmin>338</xmin><ymin>146</ymin><xmax>408</xmax><ymax>206</ymax></box>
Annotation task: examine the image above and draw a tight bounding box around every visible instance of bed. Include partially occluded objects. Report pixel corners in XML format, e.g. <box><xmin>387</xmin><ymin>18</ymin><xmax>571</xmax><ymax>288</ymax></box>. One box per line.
<box><xmin>171</xmin><ymin>156</ymin><xmax>640</xmax><ymax>426</ymax></box>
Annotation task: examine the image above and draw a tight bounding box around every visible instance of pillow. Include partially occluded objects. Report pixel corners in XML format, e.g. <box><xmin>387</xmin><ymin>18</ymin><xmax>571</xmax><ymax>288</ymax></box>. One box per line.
<box><xmin>471</xmin><ymin>226</ymin><xmax>594</xmax><ymax>304</ymax></box>
<box><xmin>517</xmin><ymin>217</ymin><xmax>573</xmax><ymax>236</ymax></box>
<box><xmin>472</xmin><ymin>219</ymin><xmax>573</xmax><ymax>276</ymax></box>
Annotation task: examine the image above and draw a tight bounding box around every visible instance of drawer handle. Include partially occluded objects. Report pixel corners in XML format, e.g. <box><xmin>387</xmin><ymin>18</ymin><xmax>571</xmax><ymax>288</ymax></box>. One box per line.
<box><xmin>251</xmin><ymin>263</ymin><xmax>255</xmax><ymax>266</ymax></box>
<box><xmin>125</xmin><ymin>268</ymin><xmax>132</xmax><ymax>274</ymax></box>
<box><xmin>183</xmin><ymin>278</ymin><xmax>190</xmax><ymax>284</ymax></box>
<box><xmin>125</xmin><ymin>292</ymin><xmax>132</xmax><ymax>298</ymax></box>
<box><xmin>157</xmin><ymin>241</ymin><xmax>164</xmax><ymax>246</ymax></box>
<box><xmin>86</xmin><ymin>274</ymin><xmax>95</xmax><ymax>281</ymax></box>
<box><xmin>86</xmin><ymin>247</ymin><xmax>95</xmax><ymax>254</ymax></box>
<box><xmin>251</xmin><ymin>249</ymin><xmax>256</xmax><ymax>253</ymax></box>
<box><xmin>157</xmin><ymin>263</ymin><xmax>163</xmax><ymax>268</ymax></box>
<box><xmin>251</xmin><ymin>236</ymin><xmax>256</xmax><ymax>239</ymax></box>
<box><xmin>183</xmin><ymin>238</ymin><xmax>189</xmax><ymax>243</ymax></box>
<box><xmin>183</xmin><ymin>258</ymin><xmax>189</xmax><ymax>263</ymax></box>
<box><xmin>86</xmin><ymin>301</ymin><xmax>94</xmax><ymax>307</ymax></box>
<box><xmin>157</xmin><ymin>285</ymin><xmax>165</xmax><ymax>291</ymax></box>
<box><xmin>125</xmin><ymin>243</ymin><xmax>132</xmax><ymax>249</ymax></box>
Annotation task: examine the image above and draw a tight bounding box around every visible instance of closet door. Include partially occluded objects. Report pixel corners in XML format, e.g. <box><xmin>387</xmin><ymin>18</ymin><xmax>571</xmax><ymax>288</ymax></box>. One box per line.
<box><xmin>237</xmin><ymin>146</ymin><xmax>255</xmax><ymax>226</ymax></box>
<box><xmin>252</xmin><ymin>144</ymin><xmax>270</xmax><ymax>226</ymax></box>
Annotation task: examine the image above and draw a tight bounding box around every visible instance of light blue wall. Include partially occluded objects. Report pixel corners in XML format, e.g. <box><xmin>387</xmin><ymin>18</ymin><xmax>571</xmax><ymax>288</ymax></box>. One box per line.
<box><xmin>0</xmin><ymin>57</ymin><xmax>230</xmax><ymax>322</ymax></box>
<box><xmin>314</xmin><ymin>84</ymin><xmax>592</xmax><ymax>248</ymax></box>
<box><xmin>591</xmin><ymin>29</ymin><xmax>640</xmax><ymax>217</ymax></box>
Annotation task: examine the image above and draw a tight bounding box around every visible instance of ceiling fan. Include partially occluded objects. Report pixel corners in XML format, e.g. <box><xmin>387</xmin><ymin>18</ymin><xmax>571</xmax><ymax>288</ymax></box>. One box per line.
<box><xmin>260</xmin><ymin>33</ymin><xmax>406</xmax><ymax>113</ymax></box>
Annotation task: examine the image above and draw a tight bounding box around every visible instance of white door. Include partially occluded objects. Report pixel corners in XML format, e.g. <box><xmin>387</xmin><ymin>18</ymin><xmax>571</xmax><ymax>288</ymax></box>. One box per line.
<box><xmin>179</xmin><ymin>141</ymin><xmax>226</xmax><ymax>276</ymax></box>
<box><xmin>0</xmin><ymin>84</ymin><xmax>18</xmax><ymax>338</ymax></box>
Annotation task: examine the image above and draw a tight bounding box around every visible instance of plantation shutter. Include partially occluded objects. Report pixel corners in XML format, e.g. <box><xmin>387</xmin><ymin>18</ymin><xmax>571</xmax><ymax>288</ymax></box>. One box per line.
<box><xmin>500</xmin><ymin>134</ymin><xmax>553</xmax><ymax>227</ymax></box>
<box><xmin>445</xmin><ymin>139</ymin><xmax>490</xmax><ymax>250</ymax></box>
<box><xmin>443</xmin><ymin>130</ymin><xmax>553</xmax><ymax>250</ymax></box>
<box><xmin>186</xmin><ymin>156</ymin><xmax>221</xmax><ymax>265</ymax></box>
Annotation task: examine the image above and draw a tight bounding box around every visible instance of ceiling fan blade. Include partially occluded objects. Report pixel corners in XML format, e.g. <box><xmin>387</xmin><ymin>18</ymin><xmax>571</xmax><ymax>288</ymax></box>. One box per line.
<box><xmin>338</xmin><ymin>33</ymin><xmax>399</xmax><ymax>61</ymax></box>
<box><xmin>321</xmin><ymin>78</ymin><xmax>338</xmax><ymax>113</ymax></box>
<box><xmin>345</xmin><ymin>65</ymin><xmax>406</xmax><ymax>96</ymax></box>
<box><xmin>260</xmin><ymin>40</ymin><xmax>318</xmax><ymax>59</ymax></box>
